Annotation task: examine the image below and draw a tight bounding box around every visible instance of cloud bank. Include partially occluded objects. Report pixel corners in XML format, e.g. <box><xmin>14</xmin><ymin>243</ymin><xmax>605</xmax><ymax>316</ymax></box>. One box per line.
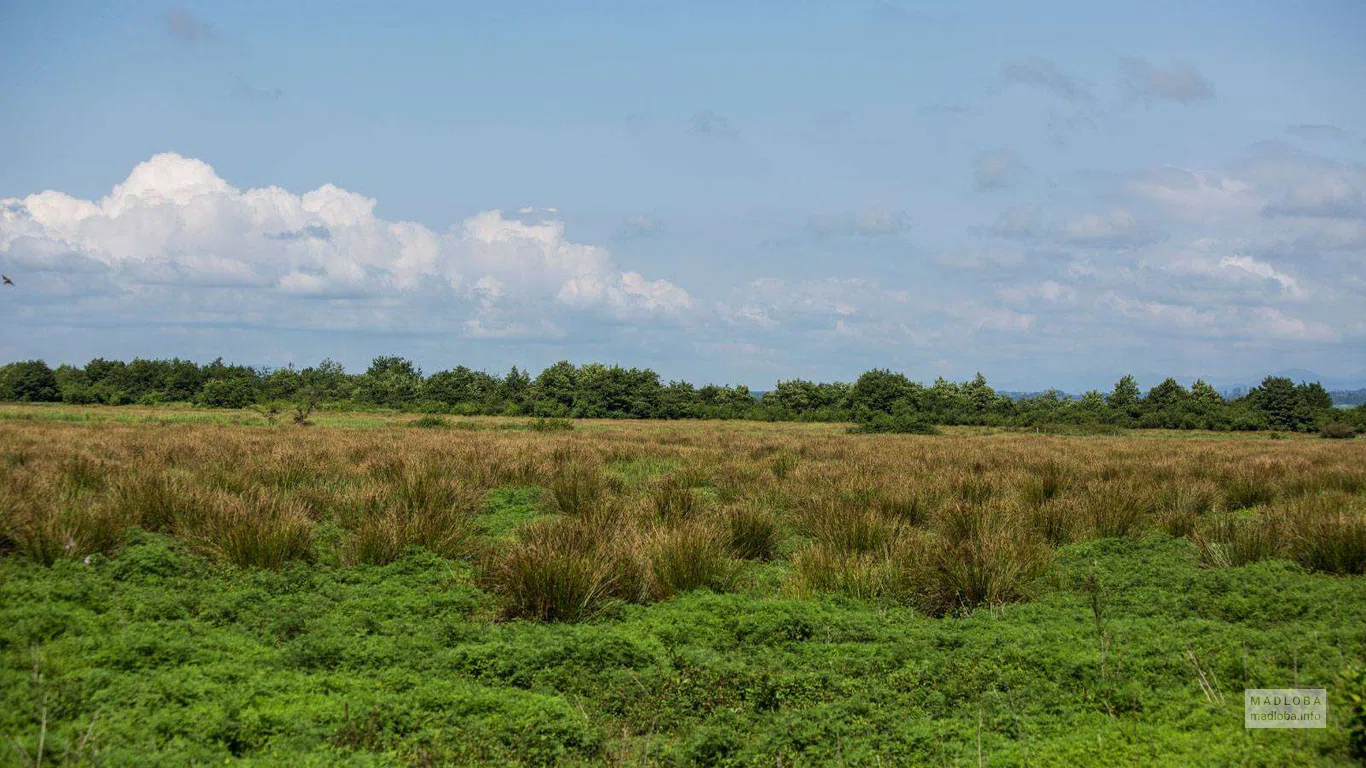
<box><xmin>1</xmin><ymin>153</ymin><xmax>692</xmax><ymax>341</ymax></box>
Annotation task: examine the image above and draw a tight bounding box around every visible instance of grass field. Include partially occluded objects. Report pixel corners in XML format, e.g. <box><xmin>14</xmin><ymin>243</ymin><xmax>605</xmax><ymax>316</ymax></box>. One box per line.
<box><xmin>2</xmin><ymin>404</ymin><xmax>1364</xmax><ymax>766</ymax></box>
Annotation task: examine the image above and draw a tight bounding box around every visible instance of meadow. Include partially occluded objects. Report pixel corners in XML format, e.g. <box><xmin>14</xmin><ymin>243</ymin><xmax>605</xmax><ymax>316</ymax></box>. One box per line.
<box><xmin>1</xmin><ymin>404</ymin><xmax>1365</xmax><ymax>766</ymax></box>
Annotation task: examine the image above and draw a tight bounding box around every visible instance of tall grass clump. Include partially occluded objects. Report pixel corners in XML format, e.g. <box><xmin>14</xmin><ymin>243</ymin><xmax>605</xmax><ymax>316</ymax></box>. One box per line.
<box><xmin>482</xmin><ymin>517</ymin><xmax>622</xmax><ymax>622</ymax></box>
<box><xmin>1080</xmin><ymin>481</ymin><xmax>1156</xmax><ymax>538</ymax></box>
<box><xmin>649</xmin><ymin>477</ymin><xmax>701</xmax><ymax>522</ymax></box>
<box><xmin>795</xmin><ymin>496</ymin><xmax>903</xmax><ymax>556</ymax></box>
<box><xmin>723</xmin><ymin>503</ymin><xmax>781</xmax><ymax>561</ymax></box>
<box><xmin>1280</xmin><ymin>495</ymin><xmax>1366</xmax><ymax>575</ymax></box>
<box><xmin>1019</xmin><ymin>460</ymin><xmax>1072</xmax><ymax>509</ymax></box>
<box><xmin>178</xmin><ymin>488</ymin><xmax>314</xmax><ymax>569</ymax></box>
<box><xmin>791</xmin><ymin>542</ymin><xmax>906</xmax><ymax>600</ymax></box>
<box><xmin>1153</xmin><ymin>482</ymin><xmax>1219</xmax><ymax>538</ymax></box>
<box><xmin>914</xmin><ymin>502</ymin><xmax>1046</xmax><ymax>616</ymax></box>
<box><xmin>548</xmin><ymin>461</ymin><xmax>608</xmax><ymax>518</ymax></box>
<box><xmin>339</xmin><ymin>476</ymin><xmax>485</xmax><ymax>565</ymax></box>
<box><xmin>643</xmin><ymin>521</ymin><xmax>736</xmax><ymax>600</ymax></box>
<box><xmin>4</xmin><ymin>496</ymin><xmax>133</xmax><ymax>565</ymax></box>
<box><xmin>107</xmin><ymin>471</ymin><xmax>195</xmax><ymax>533</ymax></box>
<box><xmin>1221</xmin><ymin>472</ymin><xmax>1279</xmax><ymax>510</ymax></box>
<box><xmin>1192</xmin><ymin>513</ymin><xmax>1284</xmax><ymax>569</ymax></box>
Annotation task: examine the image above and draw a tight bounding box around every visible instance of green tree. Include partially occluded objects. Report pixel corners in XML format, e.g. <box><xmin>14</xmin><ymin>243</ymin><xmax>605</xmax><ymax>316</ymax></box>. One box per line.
<box><xmin>357</xmin><ymin>356</ymin><xmax>423</xmax><ymax>408</ymax></box>
<box><xmin>194</xmin><ymin>377</ymin><xmax>259</xmax><ymax>408</ymax></box>
<box><xmin>1249</xmin><ymin>376</ymin><xmax>1312</xmax><ymax>431</ymax></box>
<box><xmin>0</xmin><ymin>360</ymin><xmax>61</xmax><ymax>402</ymax></box>
<box><xmin>500</xmin><ymin>366</ymin><xmax>531</xmax><ymax>413</ymax></box>
<box><xmin>1298</xmin><ymin>381</ymin><xmax>1333</xmax><ymax>411</ymax></box>
<box><xmin>850</xmin><ymin>369</ymin><xmax>918</xmax><ymax>415</ymax></box>
<box><xmin>531</xmin><ymin>361</ymin><xmax>579</xmax><ymax>415</ymax></box>
<box><xmin>1106</xmin><ymin>375</ymin><xmax>1142</xmax><ymax>423</ymax></box>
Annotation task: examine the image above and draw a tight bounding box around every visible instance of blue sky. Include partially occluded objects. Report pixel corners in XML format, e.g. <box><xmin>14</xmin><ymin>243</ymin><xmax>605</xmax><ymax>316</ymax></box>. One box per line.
<box><xmin>2</xmin><ymin>1</ymin><xmax>1365</xmax><ymax>391</ymax></box>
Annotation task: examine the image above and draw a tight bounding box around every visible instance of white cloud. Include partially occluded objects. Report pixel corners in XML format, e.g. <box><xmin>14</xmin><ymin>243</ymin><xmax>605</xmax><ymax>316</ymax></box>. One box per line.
<box><xmin>0</xmin><ymin>152</ymin><xmax>693</xmax><ymax>335</ymax></box>
<box><xmin>1218</xmin><ymin>255</ymin><xmax>1303</xmax><ymax>298</ymax></box>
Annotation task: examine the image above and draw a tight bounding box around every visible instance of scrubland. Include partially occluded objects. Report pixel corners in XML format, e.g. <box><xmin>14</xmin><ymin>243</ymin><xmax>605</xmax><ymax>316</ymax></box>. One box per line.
<box><xmin>1</xmin><ymin>406</ymin><xmax>1364</xmax><ymax>766</ymax></box>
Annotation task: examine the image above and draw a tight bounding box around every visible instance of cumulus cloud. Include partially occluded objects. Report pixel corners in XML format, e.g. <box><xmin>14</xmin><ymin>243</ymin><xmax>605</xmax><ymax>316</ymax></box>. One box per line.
<box><xmin>0</xmin><ymin>153</ymin><xmax>693</xmax><ymax>337</ymax></box>
<box><xmin>973</xmin><ymin>148</ymin><xmax>1023</xmax><ymax>190</ymax></box>
<box><xmin>1118</xmin><ymin>58</ymin><xmax>1214</xmax><ymax>104</ymax></box>
<box><xmin>1000</xmin><ymin>57</ymin><xmax>1094</xmax><ymax>102</ymax></box>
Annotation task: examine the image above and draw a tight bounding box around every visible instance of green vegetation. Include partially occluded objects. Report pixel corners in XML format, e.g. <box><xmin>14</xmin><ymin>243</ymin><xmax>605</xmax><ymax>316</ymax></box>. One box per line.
<box><xmin>3</xmin><ymin>532</ymin><xmax>1364</xmax><ymax>766</ymax></box>
<box><xmin>1</xmin><ymin>414</ymin><xmax>1364</xmax><ymax>764</ymax></box>
<box><xmin>4</xmin><ymin>356</ymin><xmax>1364</xmax><ymax>433</ymax></box>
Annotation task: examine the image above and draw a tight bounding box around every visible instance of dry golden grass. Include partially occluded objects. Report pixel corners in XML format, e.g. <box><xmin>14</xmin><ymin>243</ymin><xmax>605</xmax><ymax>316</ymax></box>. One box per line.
<box><xmin>3</xmin><ymin>407</ymin><xmax>1365</xmax><ymax>617</ymax></box>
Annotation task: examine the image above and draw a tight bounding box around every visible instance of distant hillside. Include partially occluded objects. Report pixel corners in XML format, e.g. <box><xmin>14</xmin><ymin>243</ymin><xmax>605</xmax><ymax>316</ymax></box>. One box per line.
<box><xmin>1332</xmin><ymin>389</ymin><xmax>1366</xmax><ymax>406</ymax></box>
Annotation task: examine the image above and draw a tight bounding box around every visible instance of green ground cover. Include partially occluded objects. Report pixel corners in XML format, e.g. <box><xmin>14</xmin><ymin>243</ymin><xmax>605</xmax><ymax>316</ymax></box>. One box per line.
<box><xmin>3</xmin><ymin>521</ymin><xmax>1362</xmax><ymax>766</ymax></box>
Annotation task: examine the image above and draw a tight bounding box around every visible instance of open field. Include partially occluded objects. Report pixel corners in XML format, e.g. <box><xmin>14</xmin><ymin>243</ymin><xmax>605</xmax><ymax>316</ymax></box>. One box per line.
<box><xmin>2</xmin><ymin>405</ymin><xmax>1365</xmax><ymax>766</ymax></box>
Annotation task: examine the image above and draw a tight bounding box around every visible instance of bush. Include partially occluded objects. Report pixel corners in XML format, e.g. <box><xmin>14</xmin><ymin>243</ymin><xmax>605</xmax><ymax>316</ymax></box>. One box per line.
<box><xmin>1320</xmin><ymin>423</ymin><xmax>1357</xmax><ymax>439</ymax></box>
<box><xmin>411</xmin><ymin>416</ymin><xmax>448</xmax><ymax>429</ymax></box>
<box><xmin>849</xmin><ymin>412</ymin><xmax>939</xmax><ymax>435</ymax></box>
<box><xmin>530</xmin><ymin>417</ymin><xmax>575</xmax><ymax>432</ymax></box>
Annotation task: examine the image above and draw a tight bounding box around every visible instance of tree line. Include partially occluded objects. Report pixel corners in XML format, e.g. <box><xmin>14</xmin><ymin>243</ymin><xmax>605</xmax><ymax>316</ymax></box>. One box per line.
<box><xmin>1</xmin><ymin>356</ymin><xmax>1362</xmax><ymax>433</ymax></box>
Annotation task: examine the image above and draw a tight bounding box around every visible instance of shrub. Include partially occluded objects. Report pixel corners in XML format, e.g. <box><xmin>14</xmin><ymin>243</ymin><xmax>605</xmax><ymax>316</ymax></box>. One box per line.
<box><xmin>1320</xmin><ymin>423</ymin><xmax>1357</xmax><ymax>440</ymax></box>
<box><xmin>411</xmin><ymin>416</ymin><xmax>448</xmax><ymax>429</ymax></box>
<box><xmin>849</xmin><ymin>412</ymin><xmax>939</xmax><ymax>435</ymax></box>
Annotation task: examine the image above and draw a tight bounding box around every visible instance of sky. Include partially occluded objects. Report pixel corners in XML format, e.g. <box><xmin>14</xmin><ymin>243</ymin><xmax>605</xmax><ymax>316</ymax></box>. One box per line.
<box><xmin>2</xmin><ymin>1</ymin><xmax>1365</xmax><ymax>392</ymax></box>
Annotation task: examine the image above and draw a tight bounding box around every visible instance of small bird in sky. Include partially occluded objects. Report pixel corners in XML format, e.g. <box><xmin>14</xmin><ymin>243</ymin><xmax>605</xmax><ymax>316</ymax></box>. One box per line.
<box><xmin>1</xmin><ymin>275</ymin><xmax>13</xmax><ymax>286</ymax></box>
